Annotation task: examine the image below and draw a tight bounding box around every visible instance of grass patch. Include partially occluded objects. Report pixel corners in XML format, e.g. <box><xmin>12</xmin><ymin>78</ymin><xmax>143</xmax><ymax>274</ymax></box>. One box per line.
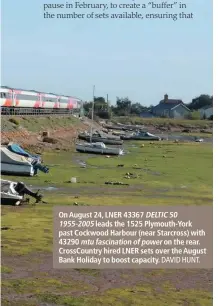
<box><xmin>76</xmin><ymin>268</ymin><xmax>101</xmax><ymax>277</ymax></box>
<box><xmin>111</xmin><ymin>116</ymin><xmax>213</xmax><ymax>129</ymax></box>
<box><xmin>1</xmin><ymin>266</ymin><xmax>13</xmax><ymax>273</ymax></box>
<box><xmin>180</xmin><ymin>132</ymin><xmax>213</xmax><ymax>138</ymax></box>
<box><xmin>1</xmin><ymin>115</ymin><xmax>81</xmax><ymax>133</ymax></box>
<box><xmin>1</xmin><ymin>141</ymin><xmax>212</xmax><ymax>254</ymax></box>
<box><xmin>35</xmin><ymin>285</ymin><xmax>212</xmax><ymax>306</ymax></box>
<box><xmin>1</xmin><ymin>140</ymin><xmax>212</xmax><ymax>305</ymax></box>
<box><xmin>2</xmin><ymin>278</ymin><xmax>95</xmax><ymax>295</ymax></box>
<box><xmin>1</xmin><ymin>301</ymin><xmax>39</xmax><ymax>306</ymax></box>
<box><xmin>2</xmin><ymin>141</ymin><xmax>213</xmax><ymax>190</ymax></box>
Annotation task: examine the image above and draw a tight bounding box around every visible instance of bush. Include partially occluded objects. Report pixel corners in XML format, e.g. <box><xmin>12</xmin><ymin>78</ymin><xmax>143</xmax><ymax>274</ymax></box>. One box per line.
<box><xmin>189</xmin><ymin>111</ymin><xmax>201</xmax><ymax>120</ymax></box>
<box><xmin>97</xmin><ymin>110</ymin><xmax>112</xmax><ymax>119</ymax></box>
<box><xmin>9</xmin><ymin>117</ymin><xmax>19</xmax><ymax>125</ymax></box>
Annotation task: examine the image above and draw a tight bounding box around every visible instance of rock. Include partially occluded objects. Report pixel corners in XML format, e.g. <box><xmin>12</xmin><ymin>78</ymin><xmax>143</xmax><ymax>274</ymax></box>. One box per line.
<box><xmin>42</xmin><ymin>131</ymin><xmax>50</xmax><ymax>137</ymax></box>
<box><xmin>105</xmin><ymin>181</ymin><xmax>129</xmax><ymax>186</ymax></box>
<box><xmin>200</xmin><ymin>129</ymin><xmax>212</xmax><ymax>134</ymax></box>
<box><xmin>1</xmin><ymin>227</ymin><xmax>10</xmax><ymax>231</ymax></box>
<box><xmin>182</xmin><ymin>129</ymin><xmax>190</xmax><ymax>133</ymax></box>
<box><xmin>1</xmin><ymin>141</ymin><xmax>9</xmax><ymax>145</ymax></box>
<box><xmin>42</xmin><ymin>136</ymin><xmax>58</xmax><ymax>144</ymax></box>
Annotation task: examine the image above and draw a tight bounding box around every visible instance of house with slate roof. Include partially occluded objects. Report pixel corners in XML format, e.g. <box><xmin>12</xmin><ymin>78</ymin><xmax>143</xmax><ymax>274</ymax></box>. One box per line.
<box><xmin>151</xmin><ymin>94</ymin><xmax>191</xmax><ymax>118</ymax></box>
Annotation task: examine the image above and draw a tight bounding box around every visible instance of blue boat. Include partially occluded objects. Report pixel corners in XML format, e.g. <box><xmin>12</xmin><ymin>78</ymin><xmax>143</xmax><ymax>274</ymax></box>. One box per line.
<box><xmin>6</xmin><ymin>143</ymin><xmax>49</xmax><ymax>174</ymax></box>
<box><xmin>7</xmin><ymin>143</ymin><xmax>41</xmax><ymax>162</ymax></box>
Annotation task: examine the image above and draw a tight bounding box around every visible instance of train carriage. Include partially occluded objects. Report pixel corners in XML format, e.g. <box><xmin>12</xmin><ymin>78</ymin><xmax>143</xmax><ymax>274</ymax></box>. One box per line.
<box><xmin>0</xmin><ymin>86</ymin><xmax>83</xmax><ymax>115</ymax></box>
<box><xmin>0</xmin><ymin>88</ymin><xmax>13</xmax><ymax>107</ymax></box>
<box><xmin>41</xmin><ymin>93</ymin><xmax>59</xmax><ymax>109</ymax></box>
<box><xmin>58</xmin><ymin>96</ymin><xmax>70</xmax><ymax>109</ymax></box>
<box><xmin>13</xmin><ymin>90</ymin><xmax>41</xmax><ymax>108</ymax></box>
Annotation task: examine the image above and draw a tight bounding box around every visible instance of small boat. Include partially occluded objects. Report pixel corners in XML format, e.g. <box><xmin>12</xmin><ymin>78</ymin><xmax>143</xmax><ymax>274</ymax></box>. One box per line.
<box><xmin>195</xmin><ymin>138</ymin><xmax>204</xmax><ymax>142</ymax></box>
<box><xmin>1</xmin><ymin>179</ymin><xmax>23</xmax><ymax>205</ymax></box>
<box><xmin>76</xmin><ymin>87</ymin><xmax>124</xmax><ymax>155</ymax></box>
<box><xmin>78</xmin><ymin>131</ymin><xmax>123</xmax><ymax>145</ymax></box>
<box><xmin>76</xmin><ymin>142</ymin><xmax>124</xmax><ymax>155</ymax></box>
<box><xmin>112</xmin><ymin>131</ymin><xmax>126</xmax><ymax>136</ymax></box>
<box><xmin>6</xmin><ymin>143</ymin><xmax>49</xmax><ymax>173</ymax></box>
<box><xmin>121</xmin><ymin>131</ymin><xmax>161</xmax><ymax>141</ymax></box>
<box><xmin>1</xmin><ymin>147</ymin><xmax>49</xmax><ymax>176</ymax></box>
<box><xmin>1</xmin><ymin>179</ymin><xmax>43</xmax><ymax>205</ymax></box>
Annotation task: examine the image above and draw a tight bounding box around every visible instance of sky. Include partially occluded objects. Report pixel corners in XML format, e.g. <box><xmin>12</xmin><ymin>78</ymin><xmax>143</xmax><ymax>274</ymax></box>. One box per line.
<box><xmin>1</xmin><ymin>0</ymin><xmax>213</xmax><ymax>105</ymax></box>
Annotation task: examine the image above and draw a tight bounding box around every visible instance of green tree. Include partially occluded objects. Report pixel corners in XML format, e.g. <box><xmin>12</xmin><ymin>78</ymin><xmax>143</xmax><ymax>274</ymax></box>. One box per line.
<box><xmin>83</xmin><ymin>97</ymin><xmax>111</xmax><ymax>119</ymax></box>
<box><xmin>112</xmin><ymin>97</ymin><xmax>132</xmax><ymax>116</ymax></box>
<box><xmin>188</xmin><ymin>94</ymin><xmax>213</xmax><ymax>110</ymax></box>
<box><xmin>130</xmin><ymin>103</ymin><xmax>148</xmax><ymax>115</ymax></box>
<box><xmin>189</xmin><ymin>110</ymin><xmax>201</xmax><ymax>120</ymax></box>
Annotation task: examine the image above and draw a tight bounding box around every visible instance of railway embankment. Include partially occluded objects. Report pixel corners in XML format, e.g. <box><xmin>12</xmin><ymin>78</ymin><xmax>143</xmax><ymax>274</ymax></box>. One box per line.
<box><xmin>0</xmin><ymin>115</ymin><xmax>99</xmax><ymax>152</ymax></box>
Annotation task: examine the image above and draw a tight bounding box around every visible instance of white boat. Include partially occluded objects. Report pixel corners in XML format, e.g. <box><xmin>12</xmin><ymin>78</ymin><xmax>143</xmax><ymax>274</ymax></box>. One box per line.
<box><xmin>78</xmin><ymin>130</ymin><xmax>123</xmax><ymax>145</ymax></box>
<box><xmin>1</xmin><ymin>179</ymin><xmax>43</xmax><ymax>206</ymax></box>
<box><xmin>76</xmin><ymin>142</ymin><xmax>124</xmax><ymax>155</ymax></box>
<box><xmin>1</xmin><ymin>146</ymin><xmax>36</xmax><ymax>176</ymax></box>
<box><xmin>1</xmin><ymin>179</ymin><xmax>24</xmax><ymax>205</ymax></box>
<box><xmin>76</xmin><ymin>85</ymin><xmax>124</xmax><ymax>156</ymax></box>
<box><xmin>121</xmin><ymin>131</ymin><xmax>161</xmax><ymax>141</ymax></box>
<box><xmin>195</xmin><ymin>138</ymin><xmax>204</xmax><ymax>142</ymax></box>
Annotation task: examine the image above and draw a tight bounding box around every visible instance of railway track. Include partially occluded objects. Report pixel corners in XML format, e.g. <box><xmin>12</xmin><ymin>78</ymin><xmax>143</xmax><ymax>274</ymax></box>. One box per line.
<box><xmin>0</xmin><ymin>107</ymin><xmax>81</xmax><ymax>117</ymax></box>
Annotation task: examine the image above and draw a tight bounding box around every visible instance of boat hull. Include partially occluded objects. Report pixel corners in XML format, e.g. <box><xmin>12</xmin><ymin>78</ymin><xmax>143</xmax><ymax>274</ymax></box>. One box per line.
<box><xmin>1</xmin><ymin>197</ymin><xmax>23</xmax><ymax>205</ymax></box>
<box><xmin>76</xmin><ymin>145</ymin><xmax>123</xmax><ymax>155</ymax></box>
<box><xmin>121</xmin><ymin>136</ymin><xmax>160</xmax><ymax>141</ymax></box>
<box><xmin>78</xmin><ymin>135</ymin><xmax>123</xmax><ymax>145</ymax></box>
<box><xmin>1</xmin><ymin>163</ymin><xmax>35</xmax><ymax>176</ymax></box>
<box><xmin>1</xmin><ymin>180</ymin><xmax>24</xmax><ymax>205</ymax></box>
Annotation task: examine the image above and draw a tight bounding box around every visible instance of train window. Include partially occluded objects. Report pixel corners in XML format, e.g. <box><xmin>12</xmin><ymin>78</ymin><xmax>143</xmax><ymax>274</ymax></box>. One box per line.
<box><xmin>60</xmin><ymin>98</ymin><xmax>68</xmax><ymax>103</ymax></box>
<box><xmin>42</xmin><ymin>96</ymin><xmax>58</xmax><ymax>102</ymax></box>
<box><xmin>0</xmin><ymin>92</ymin><xmax>12</xmax><ymax>98</ymax></box>
<box><xmin>16</xmin><ymin>94</ymin><xmax>39</xmax><ymax>100</ymax></box>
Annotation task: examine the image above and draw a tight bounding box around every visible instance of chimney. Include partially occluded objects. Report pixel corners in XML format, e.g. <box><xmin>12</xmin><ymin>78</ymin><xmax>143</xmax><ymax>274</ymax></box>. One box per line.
<box><xmin>164</xmin><ymin>94</ymin><xmax>168</xmax><ymax>103</ymax></box>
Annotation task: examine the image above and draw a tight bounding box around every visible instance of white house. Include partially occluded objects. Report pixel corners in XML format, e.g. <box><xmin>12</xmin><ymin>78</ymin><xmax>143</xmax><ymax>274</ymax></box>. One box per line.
<box><xmin>199</xmin><ymin>106</ymin><xmax>213</xmax><ymax>119</ymax></box>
